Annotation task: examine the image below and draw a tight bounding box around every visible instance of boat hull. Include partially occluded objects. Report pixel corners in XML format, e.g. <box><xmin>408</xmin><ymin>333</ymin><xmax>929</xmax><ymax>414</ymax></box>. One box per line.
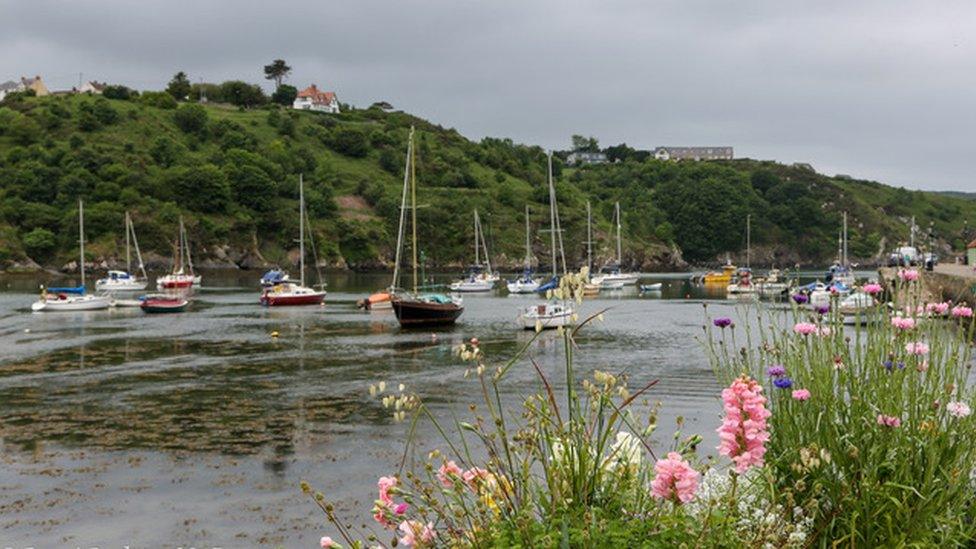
<box><xmin>260</xmin><ymin>291</ymin><xmax>326</xmax><ymax>307</ymax></box>
<box><xmin>141</xmin><ymin>298</ymin><xmax>189</xmax><ymax>313</ymax></box>
<box><xmin>32</xmin><ymin>294</ymin><xmax>112</xmax><ymax>312</ymax></box>
<box><xmin>392</xmin><ymin>298</ymin><xmax>463</xmax><ymax>327</ymax></box>
<box><xmin>449</xmin><ymin>280</ymin><xmax>495</xmax><ymax>292</ymax></box>
<box><xmin>506</xmin><ymin>280</ymin><xmax>541</xmax><ymax>294</ymax></box>
<box><xmin>518</xmin><ymin>304</ymin><xmax>574</xmax><ymax>330</ymax></box>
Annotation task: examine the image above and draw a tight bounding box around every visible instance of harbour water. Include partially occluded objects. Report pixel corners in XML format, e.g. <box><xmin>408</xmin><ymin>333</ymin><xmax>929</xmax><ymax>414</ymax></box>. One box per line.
<box><xmin>0</xmin><ymin>271</ymin><xmax>836</xmax><ymax>546</ymax></box>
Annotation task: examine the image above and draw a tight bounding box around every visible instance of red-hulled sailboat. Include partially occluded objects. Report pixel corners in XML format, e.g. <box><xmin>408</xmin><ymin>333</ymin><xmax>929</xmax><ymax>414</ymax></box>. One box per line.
<box><xmin>259</xmin><ymin>174</ymin><xmax>326</xmax><ymax>307</ymax></box>
<box><xmin>157</xmin><ymin>216</ymin><xmax>201</xmax><ymax>289</ymax></box>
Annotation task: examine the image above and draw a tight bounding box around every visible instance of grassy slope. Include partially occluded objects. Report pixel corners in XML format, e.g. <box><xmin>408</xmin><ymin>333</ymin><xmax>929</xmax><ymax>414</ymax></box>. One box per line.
<box><xmin>1</xmin><ymin>94</ymin><xmax>974</xmax><ymax>271</ymax></box>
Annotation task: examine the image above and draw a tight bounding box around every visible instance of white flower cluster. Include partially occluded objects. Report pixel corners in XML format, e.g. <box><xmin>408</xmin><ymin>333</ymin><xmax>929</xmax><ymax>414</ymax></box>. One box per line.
<box><xmin>369</xmin><ymin>381</ymin><xmax>418</xmax><ymax>422</ymax></box>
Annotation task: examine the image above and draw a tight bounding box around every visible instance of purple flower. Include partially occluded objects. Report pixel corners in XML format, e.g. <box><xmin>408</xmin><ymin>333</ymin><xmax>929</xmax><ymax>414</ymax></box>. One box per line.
<box><xmin>713</xmin><ymin>317</ymin><xmax>732</xmax><ymax>329</ymax></box>
<box><xmin>773</xmin><ymin>377</ymin><xmax>794</xmax><ymax>389</ymax></box>
<box><xmin>767</xmin><ymin>365</ymin><xmax>787</xmax><ymax>377</ymax></box>
<box><xmin>815</xmin><ymin>305</ymin><xmax>829</xmax><ymax>315</ymax></box>
<box><xmin>882</xmin><ymin>360</ymin><xmax>904</xmax><ymax>372</ymax></box>
<box><xmin>792</xmin><ymin>293</ymin><xmax>808</xmax><ymax>305</ymax></box>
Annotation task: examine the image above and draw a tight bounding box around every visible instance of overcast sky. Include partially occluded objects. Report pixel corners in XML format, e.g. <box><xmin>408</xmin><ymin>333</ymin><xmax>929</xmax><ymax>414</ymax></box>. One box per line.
<box><xmin>3</xmin><ymin>1</ymin><xmax>974</xmax><ymax>191</ymax></box>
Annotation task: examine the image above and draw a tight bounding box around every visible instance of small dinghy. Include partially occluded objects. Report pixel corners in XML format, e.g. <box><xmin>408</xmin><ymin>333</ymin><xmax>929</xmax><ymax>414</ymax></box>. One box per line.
<box><xmin>140</xmin><ymin>294</ymin><xmax>189</xmax><ymax>314</ymax></box>
<box><xmin>640</xmin><ymin>283</ymin><xmax>663</xmax><ymax>292</ymax></box>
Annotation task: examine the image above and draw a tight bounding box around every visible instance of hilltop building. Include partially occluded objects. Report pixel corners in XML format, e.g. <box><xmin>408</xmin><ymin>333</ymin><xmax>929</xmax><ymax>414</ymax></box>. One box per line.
<box><xmin>78</xmin><ymin>81</ymin><xmax>107</xmax><ymax>94</ymax></box>
<box><xmin>653</xmin><ymin>146</ymin><xmax>733</xmax><ymax>161</ymax></box>
<box><xmin>293</xmin><ymin>84</ymin><xmax>340</xmax><ymax>113</ymax></box>
<box><xmin>0</xmin><ymin>75</ymin><xmax>50</xmax><ymax>101</ymax></box>
<box><xmin>566</xmin><ymin>151</ymin><xmax>608</xmax><ymax>166</ymax></box>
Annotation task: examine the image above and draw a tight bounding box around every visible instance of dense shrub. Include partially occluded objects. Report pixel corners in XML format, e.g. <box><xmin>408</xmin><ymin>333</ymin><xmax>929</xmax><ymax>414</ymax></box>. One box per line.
<box><xmin>172</xmin><ymin>103</ymin><xmax>209</xmax><ymax>135</ymax></box>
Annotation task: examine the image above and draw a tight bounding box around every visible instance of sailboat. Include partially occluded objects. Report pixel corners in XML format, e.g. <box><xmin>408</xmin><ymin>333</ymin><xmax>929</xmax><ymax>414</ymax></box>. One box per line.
<box><xmin>506</xmin><ymin>205</ymin><xmax>541</xmax><ymax>294</ymax></box>
<box><xmin>727</xmin><ymin>215</ymin><xmax>757</xmax><ymax>295</ymax></box>
<box><xmin>96</xmin><ymin>212</ymin><xmax>148</xmax><ymax>292</ymax></box>
<box><xmin>826</xmin><ymin>212</ymin><xmax>856</xmax><ymax>288</ymax></box>
<box><xmin>450</xmin><ymin>210</ymin><xmax>498</xmax><ymax>292</ymax></box>
<box><xmin>518</xmin><ymin>152</ymin><xmax>575</xmax><ymax>330</ymax></box>
<box><xmin>591</xmin><ymin>202</ymin><xmax>640</xmax><ymax>287</ymax></box>
<box><xmin>391</xmin><ymin>127</ymin><xmax>464</xmax><ymax>327</ymax></box>
<box><xmin>260</xmin><ymin>174</ymin><xmax>327</xmax><ymax>306</ymax></box>
<box><xmin>157</xmin><ymin>217</ymin><xmax>201</xmax><ymax>289</ymax></box>
<box><xmin>32</xmin><ymin>200</ymin><xmax>112</xmax><ymax>312</ymax></box>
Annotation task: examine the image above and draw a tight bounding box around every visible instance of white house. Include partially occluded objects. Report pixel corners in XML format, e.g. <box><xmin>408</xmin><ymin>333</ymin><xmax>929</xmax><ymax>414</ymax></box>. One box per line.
<box><xmin>566</xmin><ymin>151</ymin><xmax>608</xmax><ymax>166</ymax></box>
<box><xmin>293</xmin><ymin>84</ymin><xmax>340</xmax><ymax>113</ymax></box>
<box><xmin>78</xmin><ymin>81</ymin><xmax>107</xmax><ymax>94</ymax></box>
<box><xmin>0</xmin><ymin>80</ymin><xmax>21</xmax><ymax>101</ymax></box>
<box><xmin>653</xmin><ymin>146</ymin><xmax>733</xmax><ymax>161</ymax></box>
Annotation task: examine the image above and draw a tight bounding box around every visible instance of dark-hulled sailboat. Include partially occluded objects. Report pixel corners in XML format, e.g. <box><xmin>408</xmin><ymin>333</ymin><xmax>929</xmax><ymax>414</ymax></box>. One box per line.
<box><xmin>390</xmin><ymin>127</ymin><xmax>464</xmax><ymax>327</ymax></box>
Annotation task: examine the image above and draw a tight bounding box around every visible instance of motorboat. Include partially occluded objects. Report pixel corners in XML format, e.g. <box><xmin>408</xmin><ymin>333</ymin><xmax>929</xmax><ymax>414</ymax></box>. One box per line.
<box><xmin>839</xmin><ymin>291</ymin><xmax>879</xmax><ymax>325</ymax></box>
<box><xmin>755</xmin><ymin>268</ymin><xmax>792</xmax><ymax>298</ymax></box>
<box><xmin>32</xmin><ymin>200</ymin><xmax>111</xmax><ymax>313</ymax></box>
<box><xmin>703</xmin><ymin>261</ymin><xmax>737</xmax><ymax>285</ymax></box>
<box><xmin>727</xmin><ymin>268</ymin><xmax>757</xmax><ymax>294</ymax></box>
<box><xmin>640</xmin><ymin>283</ymin><xmax>663</xmax><ymax>292</ymax></box>
<box><xmin>518</xmin><ymin>302</ymin><xmax>574</xmax><ymax>330</ymax></box>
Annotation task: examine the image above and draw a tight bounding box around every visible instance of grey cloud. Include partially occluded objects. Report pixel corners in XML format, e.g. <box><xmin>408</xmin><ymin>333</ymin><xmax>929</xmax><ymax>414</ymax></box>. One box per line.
<box><xmin>2</xmin><ymin>0</ymin><xmax>974</xmax><ymax>190</ymax></box>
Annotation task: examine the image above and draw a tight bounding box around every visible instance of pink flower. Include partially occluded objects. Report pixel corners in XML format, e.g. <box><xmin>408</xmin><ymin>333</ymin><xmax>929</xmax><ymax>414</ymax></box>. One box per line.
<box><xmin>891</xmin><ymin>317</ymin><xmax>916</xmax><ymax>330</ymax></box>
<box><xmin>377</xmin><ymin>476</ymin><xmax>397</xmax><ymax>505</ymax></box>
<box><xmin>791</xmin><ymin>389</ymin><xmax>811</xmax><ymax>401</ymax></box>
<box><xmin>398</xmin><ymin>520</ymin><xmax>436</xmax><ymax>547</ymax></box>
<box><xmin>863</xmin><ymin>283</ymin><xmax>882</xmax><ymax>295</ymax></box>
<box><xmin>947</xmin><ymin>401</ymin><xmax>972</xmax><ymax>418</ymax></box>
<box><xmin>650</xmin><ymin>452</ymin><xmax>699</xmax><ymax>504</ymax></box>
<box><xmin>899</xmin><ymin>269</ymin><xmax>919</xmax><ymax>282</ymax></box>
<box><xmin>905</xmin><ymin>341</ymin><xmax>929</xmax><ymax>355</ymax></box>
<box><xmin>793</xmin><ymin>322</ymin><xmax>817</xmax><ymax>336</ymax></box>
<box><xmin>717</xmin><ymin>376</ymin><xmax>771</xmax><ymax>474</ymax></box>
<box><xmin>437</xmin><ymin>460</ymin><xmax>463</xmax><ymax>488</ymax></box>
<box><xmin>926</xmin><ymin>302</ymin><xmax>950</xmax><ymax>315</ymax></box>
<box><xmin>462</xmin><ymin>467</ymin><xmax>492</xmax><ymax>491</ymax></box>
<box><xmin>320</xmin><ymin>536</ymin><xmax>339</xmax><ymax>548</ymax></box>
<box><xmin>394</xmin><ymin>502</ymin><xmax>409</xmax><ymax>515</ymax></box>
<box><xmin>818</xmin><ymin>326</ymin><xmax>832</xmax><ymax>337</ymax></box>
<box><xmin>877</xmin><ymin>414</ymin><xmax>901</xmax><ymax>427</ymax></box>
<box><xmin>373</xmin><ymin>502</ymin><xmax>393</xmax><ymax>528</ymax></box>
<box><xmin>952</xmin><ymin>305</ymin><xmax>973</xmax><ymax>318</ymax></box>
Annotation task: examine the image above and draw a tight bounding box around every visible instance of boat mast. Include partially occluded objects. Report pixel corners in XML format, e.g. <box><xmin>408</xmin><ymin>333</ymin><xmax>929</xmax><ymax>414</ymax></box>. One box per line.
<box><xmin>548</xmin><ymin>152</ymin><xmax>557</xmax><ymax>278</ymax></box>
<box><xmin>299</xmin><ymin>173</ymin><xmax>306</xmax><ymax>288</ymax></box>
<box><xmin>586</xmin><ymin>200</ymin><xmax>592</xmax><ymax>272</ymax></box>
<box><xmin>524</xmin><ymin>204</ymin><xmax>531</xmax><ymax>270</ymax></box>
<box><xmin>479</xmin><ymin>212</ymin><xmax>492</xmax><ymax>274</ymax></box>
<box><xmin>411</xmin><ymin>130</ymin><xmax>418</xmax><ymax>294</ymax></box>
<box><xmin>184</xmin><ymin>221</ymin><xmax>194</xmax><ymax>275</ymax></box>
<box><xmin>391</xmin><ymin>127</ymin><xmax>412</xmax><ymax>291</ymax></box>
<box><xmin>746</xmin><ymin>214</ymin><xmax>751</xmax><ymax>269</ymax></box>
<box><xmin>78</xmin><ymin>199</ymin><xmax>85</xmax><ymax>288</ymax></box>
<box><xmin>473</xmin><ymin>210</ymin><xmax>479</xmax><ymax>267</ymax></box>
<box><xmin>843</xmin><ymin>212</ymin><xmax>848</xmax><ymax>268</ymax></box>
<box><xmin>125</xmin><ymin>211</ymin><xmax>131</xmax><ymax>274</ymax></box>
<box><xmin>615</xmin><ymin>201</ymin><xmax>622</xmax><ymax>265</ymax></box>
<box><xmin>129</xmin><ymin>213</ymin><xmax>147</xmax><ymax>280</ymax></box>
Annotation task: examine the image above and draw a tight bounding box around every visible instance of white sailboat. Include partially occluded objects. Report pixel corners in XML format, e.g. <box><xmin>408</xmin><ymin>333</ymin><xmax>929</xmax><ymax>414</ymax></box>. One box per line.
<box><xmin>32</xmin><ymin>200</ymin><xmax>112</xmax><ymax>312</ymax></box>
<box><xmin>507</xmin><ymin>205</ymin><xmax>541</xmax><ymax>294</ymax></box>
<box><xmin>592</xmin><ymin>202</ymin><xmax>639</xmax><ymax>287</ymax></box>
<box><xmin>156</xmin><ymin>217</ymin><xmax>202</xmax><ymax>289</ymax></box>
<box><xmin>727</xmin><ymin>214</ymin><xmax>757</xmax><ymax>295</ymax></box>
<box><xmin>517</xmin><ymin>152</ymin><xmax>574</xmax><ymax>329</ymax></box>
<box><xmin>96</xmin><ymin>211</ymin><xmax>148</xmax><ymax>292</ymax></box>
<box><xmin>260</xmin><ymin>174</ymin><xmax>327</xmax><ymax>306</ymax></box>
<box><xmin>827</xmin><ymin>212</ymin><xmax>856</xmax><ymax>288</ymax></box>
<box><xmin>450</xmin><ymin>209</ymin><xmax>498</xmax><ymax>292</ymax></box>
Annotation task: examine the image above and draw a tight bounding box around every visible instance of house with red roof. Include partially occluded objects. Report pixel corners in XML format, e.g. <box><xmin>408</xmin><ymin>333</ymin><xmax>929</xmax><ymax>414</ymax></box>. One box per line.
<box><xmin>293</xmin><ymin>84</ymin><xmax>340</xmax><ymax>113</ymax></box>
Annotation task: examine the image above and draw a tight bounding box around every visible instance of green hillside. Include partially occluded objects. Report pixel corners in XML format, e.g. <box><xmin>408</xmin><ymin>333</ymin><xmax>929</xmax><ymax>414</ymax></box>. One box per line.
<box><xmin>0</xmin><ymin>92</ymin><xmax>973</xmax><ymax>272</ymax></box>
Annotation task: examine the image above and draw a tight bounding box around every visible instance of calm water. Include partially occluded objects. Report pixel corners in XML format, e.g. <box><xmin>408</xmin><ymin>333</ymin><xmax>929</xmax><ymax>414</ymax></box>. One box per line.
<box><xmin>0</xmin><ymin>270</ymin><xmax>835</xmax><ymax>546</ymax></box>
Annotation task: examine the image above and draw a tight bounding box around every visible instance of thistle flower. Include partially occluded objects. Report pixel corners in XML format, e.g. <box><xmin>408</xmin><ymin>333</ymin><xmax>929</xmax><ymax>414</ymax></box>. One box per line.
<box><xmin>905</xmin><ymin>341</ymin><xmax>930</xmax><ymax>355</ymax></box>
<box><xmin>713</xmin><ymin>317</ymin><xmax>733</xmax><ymax>328</ymax></box>
<box><xmin>898</xmin><ymin>269</ymin><xmax>919</xmax><ymax>282</ymax></box>
<box><xmin>792</xmin><ymin>293</ymin><xmax>808</xmax><ymax>304</ymax></box>
<box><xmin>814</xmin><ymin>305</ymin><xmax>829</xmax><ymax>315</ymax></box>
<box><xmin>952</xmin><ymin>305</ymin><xmax>973</xmax><ymax>318</ymax></box>
<box><xmin>766</xmin><ymin>365</ymin><xmax>787</xmax><ymax>377</ymax></box>
<box><xmin>947</xmin><ymin>401</ymin><xmax>972</xmax><ymax>418</ymax></box>
<box><xmin>792</xmin><ymin>389</ymin><xmax>811</xmax><ymax>401</ymax></box>
<box><xmin>863</xmin><ymin>282</ymin><xmax>882</xmax><ymax>295</ymax></box>
<box><xmin>650</xmin><ymin>451</ymin><xmax>700</xmax><ymax>504</ymax></box>
<box><xmin>773</xmin><ymin>377</ymin><xmax>794</xmax><ymax>389</ymax></box>
<box><xmin>891</xmin><ymin>316</ymin><xmax>916</xmax><ymax>330</ymax></box>
<box><xmin>876</xmin><ymin>414</ymin><xmax>902</xmax><ymax>427</ymax></box>
<box><xmin>793</xmin><ymin>322</ymin><xmax>817</xmax><ymax>336</ymax></box>
<box><xmin>717</xmin><ymin>376</ymin><xmax>771</xmax><ymax>473</ymax></box>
